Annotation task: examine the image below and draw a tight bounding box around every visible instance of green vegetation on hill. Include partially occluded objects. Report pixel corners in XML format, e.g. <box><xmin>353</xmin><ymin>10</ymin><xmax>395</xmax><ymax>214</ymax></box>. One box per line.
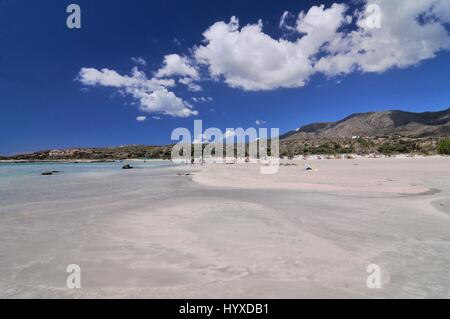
<box><xmin>2</xmin><ymin>136</ymin><xmax>449</xmax><ymax>161</ymax></box>
<box><xmin>279</xmin><ymin>136</ymin><xmax>440</xmax><ymax>157</ymax></box>
<box><xmin>2</xmin><ymin>145</ymin><xmax>174</xmax><ymax>161</ymax></box>
<box><xmin>437</xmin><ymin>138</ymin><xmax>450</xmax><ymax>155</ymax></box>
<box><xmin>377</xmin><ymin>140</ymin><xmax>418</xmax><ymax>155</ymax></box>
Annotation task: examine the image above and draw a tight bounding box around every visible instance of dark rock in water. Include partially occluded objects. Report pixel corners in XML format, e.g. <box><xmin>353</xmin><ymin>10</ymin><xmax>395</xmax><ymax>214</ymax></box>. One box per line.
<box><xmin>177</xmin><ymin>172</ymin><xmax>193</xmax><ymax>176</ymax></box>
<box><xmin>122</xmin><ymin>164</ymin><xmax>134</xmax><ymax>170</ymax></box>
<box><xmin>42</xmin><ymin>170</ymin><xmax>61</xmax><ymax>176</ymax></box>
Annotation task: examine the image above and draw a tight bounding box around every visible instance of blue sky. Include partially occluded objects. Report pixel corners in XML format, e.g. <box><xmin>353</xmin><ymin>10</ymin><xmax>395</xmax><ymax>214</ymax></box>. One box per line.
<box><xmin>1</xmin><ymin>0</ymin><xmax>450</xmax><ymax>155</ymax></box>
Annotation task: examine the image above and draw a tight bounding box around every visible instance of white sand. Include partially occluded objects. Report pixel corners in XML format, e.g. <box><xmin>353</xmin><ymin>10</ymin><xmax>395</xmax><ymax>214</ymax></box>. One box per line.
<box><xmin>0</xmin><ymin>157</ymin><xmax>449</xmax><ymax>298</ymax></box>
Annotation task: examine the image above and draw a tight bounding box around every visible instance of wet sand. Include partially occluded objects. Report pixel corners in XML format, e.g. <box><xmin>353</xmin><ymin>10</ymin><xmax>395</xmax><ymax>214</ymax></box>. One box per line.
<box><xmin>0</xmin><ymin>157</ymin><xmax>449</xmax><ymax>298</ymax></box>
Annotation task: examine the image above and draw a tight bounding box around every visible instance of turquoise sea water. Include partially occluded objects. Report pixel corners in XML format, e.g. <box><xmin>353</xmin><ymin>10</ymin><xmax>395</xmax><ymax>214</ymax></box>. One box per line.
<box><xmin>0</xmin><ymin>160</ymin><xmax>174</xmax><ymax>187</ymax></box>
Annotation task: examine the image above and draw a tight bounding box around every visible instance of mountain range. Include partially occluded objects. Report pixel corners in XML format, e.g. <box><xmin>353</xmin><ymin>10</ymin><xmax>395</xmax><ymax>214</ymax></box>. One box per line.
<box><xmin>2</xmin><ymin>108</ymin><xmax>450</xmax><ymax>160</ymax></box>
<box><xmin>281</xmin><ymin>108</ymin><xmax>450</xmax><ymax>140</ymax></box>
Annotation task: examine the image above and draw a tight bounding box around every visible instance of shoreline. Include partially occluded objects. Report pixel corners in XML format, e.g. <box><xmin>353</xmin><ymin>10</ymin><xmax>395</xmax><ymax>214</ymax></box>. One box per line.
<box><xmin>1</xmin><ymin>154</ymin><xmax>448</xmax><ymax>164</ymax></box>
<box><xmin>0</xmin><ymin>159</ymin><xmax>171</xmax><ymax>164</ymax></box>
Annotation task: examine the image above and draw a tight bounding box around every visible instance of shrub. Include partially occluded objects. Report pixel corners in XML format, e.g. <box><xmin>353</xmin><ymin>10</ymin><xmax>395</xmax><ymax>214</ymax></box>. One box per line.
<box><xmin>378</xmin><ymin>141</ymin><xmax>417</xmax><ymax>155</ymax></box>
<box><xmin>437</xmin><ymin>139</ymin><xmax>450</xmax><ymax>155</ymax></box>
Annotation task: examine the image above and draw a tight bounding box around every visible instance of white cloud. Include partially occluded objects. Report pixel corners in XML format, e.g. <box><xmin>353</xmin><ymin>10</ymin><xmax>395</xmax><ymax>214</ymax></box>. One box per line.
<box><xmin>131</xmin><ymin>57</ymin><xmax>147</xmax><ymax>66</ymax></box>
<box><xmin>155</xmin><ymin>54</ymin><xmax>199</xmax><ymax>80</ymax></box>
<box><xmin>315</xmin><ymin>0</ymin><xmax>450</xmax><ymax>75</ymax></box>
<box><xmin>78</xmin><ymin>67</ymin><xmax>174</xmax><ymax>89</ymax></box>
<box><xmin>255</xmin><ymin>119</ymin><xmax>266</xmax><ymax>126</ymax></box>
<box><xmin>194</xmin><ymin>5</ymin><xmax>346</xmax><ymax>91</ymax></box>
<box><xmin>136</xmin><ymin>116</ymin><xmax>147</xmax><ymax>122</ymax></box>
<box><xmin>192</xmin><ymin>96</ymin><xmax>213</xmax><ymax>103</ymax></box>
<box><xmin>137</xmin><ymin>88</ymin><xmax>197</xmax><ymax>117</ymax></box>
<box><xmin>78</xmin><ymin>0</ymin><xmax>450</xmax><ymax>115</ymax></box>
<box><xmin>188</xmin><ymin>83</ymin><xmax>203</xmax><ymax>92</ymax></box>
<box><xmin>152</xmin><ymin>116</ymin><xmax>161</xmax><ymax>120</ymax></box>
<box><xmin>195</xmin><ymin>1</ymin><xmax>450</xmax><ymax>91</ymax></box>
<box><xmin>155</xmin><ymin>54</ymin><xmax>203</xmax><ymax>91</ymax></box>
<box><xmin>78</xmin><ymin>67</ymin><xmax>197</xmax><ymax>118</ymax></box>
<box><xmin>296</xmin><ymin>4</ymin><xmax>349</xmax><ymax>57</ymax></box>
<box><xmin>179</xmin><ymin>77</ymin><xmax>203</xmax><ymax>91</ymax></box>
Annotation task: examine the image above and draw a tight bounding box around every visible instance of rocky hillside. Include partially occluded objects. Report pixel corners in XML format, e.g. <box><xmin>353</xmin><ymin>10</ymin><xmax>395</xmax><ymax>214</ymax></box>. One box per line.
<box><xmin>3</xmin><ymin>108</ymin><xmax>450</xmax><ymax>160</ymax></box>
<box><xmin>4</xmin><ymin>145</ymin><xmax>173</xmax><ymax>161</ymax></box>
<box><xmin>282</xmin><ymin>108</ymin><xmax>450</xmax><ymax>140</ymax></box>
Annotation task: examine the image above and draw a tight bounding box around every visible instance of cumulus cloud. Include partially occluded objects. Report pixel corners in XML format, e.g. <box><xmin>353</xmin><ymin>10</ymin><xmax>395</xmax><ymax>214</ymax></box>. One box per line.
<box><xmin>78</xmin><ymin>67</ymin><xmax>173</xmax><ymax>89</ymax></box>
<box><xmin>137</xmin><ymin>88</ymin><xmax>197</xmax><ymax>117</ymax></box>
<box><xmin>78</xmin><ymin>67</ymin><xmax>197</xmax><ymax>117</ymax></box>
<box><xmin>195</xmin><ymin>0</ymin><xmax>450</xmax><ymax>91</ymax></box>
<box><xmin>155</xmin><ymin>54</ymin><xmax>199</xmax><ymax>80</ymax></box>
<box><xmin>179</xmin><ymin>77</ymin><xmax>203</xmax><ymax>91</ymax></box>
<box><xmin>315</xmin><ymin>0</ymin><xmax>450</xmax><ymax>75</ymax></box>
<box><xmin>155</xmin><ymin>54</ymin><xmax>203</xmax><ymax>91</ymax></box>
<box><xmin>255</xmin><ymin>119</ymin><xmax>266</xmax><ymax>126</ymax></box>
<box><xmin>78</xmin><ymin>0</ymin><xmax>450</xmax><ymax>116</ymax></box>
<box><xmin>192</xmin><ymin>12</ymin><xmax>313</xmax><ymax>91</ymax></box>
<box><xmin>194</xmin><ymin>5</ymin><xmax>346</xmax><ymax>91</ymax></box>
<box><xmin>136</xmin><ymin>116</ymin><xmax>147</xmax><ymax>122</ymax></box>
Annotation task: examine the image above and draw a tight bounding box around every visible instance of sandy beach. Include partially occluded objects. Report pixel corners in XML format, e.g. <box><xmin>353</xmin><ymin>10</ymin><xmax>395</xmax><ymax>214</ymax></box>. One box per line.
<box><xmin>0</xmin><ymin>157</ymin><xmax>449</xmax><ymax>298</ymax></box>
